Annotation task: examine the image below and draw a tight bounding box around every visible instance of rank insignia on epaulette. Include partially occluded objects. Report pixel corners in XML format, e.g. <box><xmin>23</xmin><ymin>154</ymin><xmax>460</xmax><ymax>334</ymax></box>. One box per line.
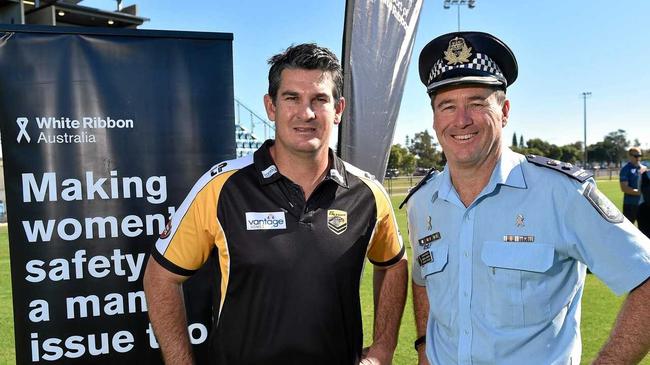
<box><xmin>418</xmin><ymin>251</ymin><xmax>433</xmax><ymax>266</ymax></box>
<box><xmin>418</xmin><ymin>232</ymin><xmax>441</xmax><ymax>249</ymax></box>
<box><xmin>525</xmin><ymin>154</ymin><xmax>593</xmax><ymax>183</ymax></box>
<box><xmin>583</xmin><ymin>182</ymin><xmax>624</xmax><ymax>223</ymax></box>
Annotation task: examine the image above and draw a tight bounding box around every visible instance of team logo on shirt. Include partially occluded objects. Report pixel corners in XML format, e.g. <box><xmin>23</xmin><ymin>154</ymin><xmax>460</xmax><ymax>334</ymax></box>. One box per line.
<box><xmin>160</xmin><ymin>219</ymin><xmax>172</xmax><ymax>239</ymax></box>
<box><xmin>327</xmin><ymin>209</ymin><xmax>348</xmax><ymax>235</ymax></box>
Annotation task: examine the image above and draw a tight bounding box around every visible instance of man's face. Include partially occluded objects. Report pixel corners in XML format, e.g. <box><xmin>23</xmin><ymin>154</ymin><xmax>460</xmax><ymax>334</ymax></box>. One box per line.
<box><xmin>264</xmin><ymin>68</ymin><xmax>344</xmax><ymax>157</ymax></box>
<box><xmin>629</xmin><ymin>151</ymin><xmax>643</xmax><ymax>165</ymax></box>
<box><xmin>432</xmin><ymin>85</ymin><xmax>510</xmax><ymax>169</ymax></box>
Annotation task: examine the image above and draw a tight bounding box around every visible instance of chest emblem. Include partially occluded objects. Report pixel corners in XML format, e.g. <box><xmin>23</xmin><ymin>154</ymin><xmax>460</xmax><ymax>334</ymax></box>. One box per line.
<box><xmin>418</xmin><ymin>232</ymin><xmax>441</xmax><ymax>249</ymax></box>
<box><xmin>327</xmin><ymin>209</ymin><xmax>348</xmax><ymax>235</ymax></box>
<box><xmin>426</xmin><ymin>216</ymin><xmax>432</xmax><ymax>231</ymax></box>
<box><xmin>245</xmin><ymin>212</ymin><xmax>287</xmax><ymax>230</ymax></box>
<box><xmin>515</xmin><ymin>214</ymin><xmax>525</xmax><ymax>227</ymax></box>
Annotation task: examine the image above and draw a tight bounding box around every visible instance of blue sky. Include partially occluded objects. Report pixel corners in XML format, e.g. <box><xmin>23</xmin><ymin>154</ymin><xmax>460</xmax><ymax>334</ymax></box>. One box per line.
<box><xmin>83</xmin><ymin>0</ymin><xmax>650</xmax><ymax>150</ymax></box>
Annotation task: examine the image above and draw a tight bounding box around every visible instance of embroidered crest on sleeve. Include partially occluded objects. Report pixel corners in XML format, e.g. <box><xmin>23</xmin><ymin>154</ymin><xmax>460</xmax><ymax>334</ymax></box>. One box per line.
<box><xmin>583</xmin><ymin>183</ymin><xmax>624</xmax><ymax>223</ymax></box>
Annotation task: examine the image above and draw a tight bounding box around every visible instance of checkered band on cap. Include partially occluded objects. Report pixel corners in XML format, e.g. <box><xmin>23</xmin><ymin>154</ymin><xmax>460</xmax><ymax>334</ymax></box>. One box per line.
<box><xmin>427</xmin><ymin>53</ymin><xmax>504</xmax><ymax>85</ymax></box>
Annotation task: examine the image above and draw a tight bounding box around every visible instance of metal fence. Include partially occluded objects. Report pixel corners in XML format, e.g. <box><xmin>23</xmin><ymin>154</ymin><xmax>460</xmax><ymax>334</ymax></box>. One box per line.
<box><xmin>382</xmin><ymin>168</ymin><xmax>620</xmax><ymax>197</ymax></box>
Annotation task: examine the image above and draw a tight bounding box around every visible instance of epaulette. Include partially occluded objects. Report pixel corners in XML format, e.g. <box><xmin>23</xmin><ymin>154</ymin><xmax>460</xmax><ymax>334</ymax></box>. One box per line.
<box><xmin>525</xmin><ymin>154</ymin><xmax>592</xmax><ymax>182</ymax></box>
<box><xmin>399</xmin><ymin>168</ymin><xmax>438</xmax><ymax>209</ymax></box>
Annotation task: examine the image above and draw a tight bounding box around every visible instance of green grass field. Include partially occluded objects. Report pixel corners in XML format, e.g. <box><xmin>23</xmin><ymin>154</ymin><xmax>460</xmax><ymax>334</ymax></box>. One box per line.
<box><xmin>0</xmin><ymin>179</ymin><xmax>647</xmax><ymax>364</ymax></box>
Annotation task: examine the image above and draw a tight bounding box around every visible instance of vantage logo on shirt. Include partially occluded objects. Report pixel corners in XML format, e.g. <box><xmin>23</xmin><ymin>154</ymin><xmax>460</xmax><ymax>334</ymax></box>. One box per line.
<box><xmin>245</xmin><ymin>212</ymin><xmax>287</xmax><ymax>230</ymax></box>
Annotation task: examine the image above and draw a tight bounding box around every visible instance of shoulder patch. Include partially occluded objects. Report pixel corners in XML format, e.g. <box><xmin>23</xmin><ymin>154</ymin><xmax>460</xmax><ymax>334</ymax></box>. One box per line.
<box><xmin>525</xmin><ymin>154</ymin><xmax>593</xmax><ymax>182</ymax></box>
<box><xmin>399</xmin><ymin>168</ymin><xmax>438</xmax><ymax>209</ymax></box>
<box><xmin>583</xmin><ymin>182</ymin><xmax>624</xmax><ymax>223</ymax></box>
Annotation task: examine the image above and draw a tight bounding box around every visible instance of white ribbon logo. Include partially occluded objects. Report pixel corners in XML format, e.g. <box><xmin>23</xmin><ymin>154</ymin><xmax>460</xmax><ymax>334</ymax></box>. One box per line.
<box><xmin>16</xmin><ymin>117</ymin><xmax>30</xmax><ymax>143</ymax></box>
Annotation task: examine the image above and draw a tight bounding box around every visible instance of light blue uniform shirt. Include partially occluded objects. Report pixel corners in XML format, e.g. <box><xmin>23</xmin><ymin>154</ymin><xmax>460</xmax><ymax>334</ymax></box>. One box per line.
<box><xmin>407</xmin><ymin>148</ymin><xmax>650</xmax><ymax>365</ymax></box>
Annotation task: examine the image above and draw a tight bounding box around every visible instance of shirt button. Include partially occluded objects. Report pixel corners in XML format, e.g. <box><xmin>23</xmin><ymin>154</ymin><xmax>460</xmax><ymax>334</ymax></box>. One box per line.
<box><xmin>464</xmin><ymin>329</ymin><xmax>469</xmax><ymax>335</ymax></box>
<box><xmin>463</xmin><ymin>291</ymin><xmax>468</xmax><ymax>297</ymax></box>
<box><xmin>464</xmin><ymin>251</ymin><xmax>469</xmax><ymax>257</ymax></box>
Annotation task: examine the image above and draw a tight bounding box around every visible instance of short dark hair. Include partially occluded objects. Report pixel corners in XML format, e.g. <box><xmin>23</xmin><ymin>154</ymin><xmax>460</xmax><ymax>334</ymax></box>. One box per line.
<box><xmin>267</xmin><ymin>43</ymin><xmax>343</xmax><ymax>106</ymax></box>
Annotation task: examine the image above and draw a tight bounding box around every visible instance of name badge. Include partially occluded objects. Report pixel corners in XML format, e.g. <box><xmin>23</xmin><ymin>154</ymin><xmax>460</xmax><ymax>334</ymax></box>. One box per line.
<box><xmin>418</xmin><ymin>251</ymin><xmax>433</xmax><ymax>266</ymax></box>
<box><xmin>246</xmin><ymin>212</ymin><xmax>286</xmax><ymax>230</ymax></box>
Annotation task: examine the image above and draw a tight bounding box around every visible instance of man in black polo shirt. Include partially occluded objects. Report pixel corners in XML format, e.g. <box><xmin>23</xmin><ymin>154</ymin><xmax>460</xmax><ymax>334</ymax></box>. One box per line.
<box><xmin>143</xmin><ymin>43</ymin><xmax>408</xmax><ymax>365</ymax></box>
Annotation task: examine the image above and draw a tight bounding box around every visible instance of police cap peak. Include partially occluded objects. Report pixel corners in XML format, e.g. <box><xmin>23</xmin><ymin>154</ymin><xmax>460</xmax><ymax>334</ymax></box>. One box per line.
<box><xmin>418</xmin><ymin>31</ymin><xmax>518</xmax><ymax>94</ymax></box>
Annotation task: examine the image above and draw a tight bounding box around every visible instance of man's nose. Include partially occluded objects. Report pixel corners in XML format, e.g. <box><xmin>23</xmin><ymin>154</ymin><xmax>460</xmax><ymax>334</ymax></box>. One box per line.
<box><xmin>296</xmin><ymin>101</ymin><xmax>316</xmax><ymax>121</ymax></box>
<box><xmin>453</xmin><ymin>107</ymin><xmax>472</xmax><ymax>127</ymax></box>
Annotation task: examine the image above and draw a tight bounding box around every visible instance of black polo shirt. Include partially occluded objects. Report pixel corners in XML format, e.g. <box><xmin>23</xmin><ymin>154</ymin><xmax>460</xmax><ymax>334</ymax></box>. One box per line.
<box><xmin>153</xmin><ymin>140</ymin><xmax>404</xmax><ymax>364</ymax></box>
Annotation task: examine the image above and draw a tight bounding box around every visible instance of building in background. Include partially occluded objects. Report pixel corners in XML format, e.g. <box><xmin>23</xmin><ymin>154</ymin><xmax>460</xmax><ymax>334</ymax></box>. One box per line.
<box><xmin>0</xmin><ymin>0</ymin><xmax>148</xmax><ymax>28</ymax></box>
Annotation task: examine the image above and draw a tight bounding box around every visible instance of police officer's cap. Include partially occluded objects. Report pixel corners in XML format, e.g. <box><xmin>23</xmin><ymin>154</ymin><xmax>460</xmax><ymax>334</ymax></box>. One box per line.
<box><xmin>418</xmin><ymin>31</ymin><xmax>518</xmax><ymax>95</ymax></box>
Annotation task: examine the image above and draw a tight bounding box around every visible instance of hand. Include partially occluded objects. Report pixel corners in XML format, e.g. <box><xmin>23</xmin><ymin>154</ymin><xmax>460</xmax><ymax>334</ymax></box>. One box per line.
<box><xmin>359</xmin><ymin>345</ymin><xmax>392</xmax><ymax>365</ymax></box>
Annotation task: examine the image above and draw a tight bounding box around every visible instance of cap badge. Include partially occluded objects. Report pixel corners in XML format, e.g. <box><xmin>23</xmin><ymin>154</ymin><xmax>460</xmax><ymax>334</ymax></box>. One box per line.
<box><xmin>444</xmin><ymin>37</ymin><xmax>472</xmax><ymax>65</ymax></box>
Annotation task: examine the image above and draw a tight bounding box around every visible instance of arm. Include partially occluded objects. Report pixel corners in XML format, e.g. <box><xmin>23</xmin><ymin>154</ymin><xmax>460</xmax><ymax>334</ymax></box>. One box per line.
<box><xmin>413</xmin><ymin>282</ymin><xmax>430</xmax><ymax>365</ymax></box>
<box><xmin>143</xmin><ymin>256</ymin><xmax>194</xmax><ymax>365</ymax></box>
<box><xmin>593</xmin><ymin>278</ymin><xmax>650</xmax><ymax>364</ymax></box>
<box><xmin>361</xmin><ymin>258</ymin><xmax>408</xmax><ymax>365</ymax></box>
<box><xmin>619</xmin><ymin>181</ymin><xmax>641</xmax><ymax>196</ymax></box>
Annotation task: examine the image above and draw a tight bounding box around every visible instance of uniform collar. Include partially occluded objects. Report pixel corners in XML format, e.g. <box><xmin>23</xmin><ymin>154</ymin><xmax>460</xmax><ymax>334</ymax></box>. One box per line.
<box><xmin>436</xmin><ymin>147</ymin><xmax>527</xmax><ymax>203</ymax></box>
<box><xmin>490</xmin><ymin>147</ymin><xmax>527</xmax><ymax>190</ymax></box>
<box><xmin>253</xmin><ymin>139</ymin><xmax>349</xmax><ymax>188</ymax></box>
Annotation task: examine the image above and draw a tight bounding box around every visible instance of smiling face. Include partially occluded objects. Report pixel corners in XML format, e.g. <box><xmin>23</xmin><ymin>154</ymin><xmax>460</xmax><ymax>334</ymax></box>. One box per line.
<box><xmin>432</xmin><ymin>85</ymin><xmax>510</xmax><ymax>170</ymax></box>
<box><xmin>264</xmin><ymin>68</ymin><xmax>345</xmax><ymax>159</ymax></box>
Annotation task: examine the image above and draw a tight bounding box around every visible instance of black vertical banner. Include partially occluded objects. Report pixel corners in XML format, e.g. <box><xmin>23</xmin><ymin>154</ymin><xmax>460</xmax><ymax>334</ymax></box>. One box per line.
<box><xmin>0</xmin><ymin>25</ymin><xmax>234</xmax><ymax>364</ymax></box>
<box><xmin>339</xmin><ymin>0</ymin><xmax>423</xmax><ymax>181</ymax></box>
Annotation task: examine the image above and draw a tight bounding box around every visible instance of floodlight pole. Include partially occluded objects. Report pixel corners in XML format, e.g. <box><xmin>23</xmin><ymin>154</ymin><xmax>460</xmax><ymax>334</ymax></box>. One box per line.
<box><xmin>443</xmin><ymin>0</ymin><xmax>476</xmax><ymax>31</ymax></box>
<box><xmin>582</xmin><ymin>91</ymin><xmax>592</xmax><ymax>166</ymax></box>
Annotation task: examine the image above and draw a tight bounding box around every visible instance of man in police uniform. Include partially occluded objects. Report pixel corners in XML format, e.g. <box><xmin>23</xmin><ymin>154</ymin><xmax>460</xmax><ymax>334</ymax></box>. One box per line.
<box><xmin>143</xmin><ymin>44</ymin><xmax>408</xmax><ymax>364</ymax></box>
<box><xmin>404</xmin><ymin>31</ymin><xmax>650</xmax><ymax>364</ymax></box>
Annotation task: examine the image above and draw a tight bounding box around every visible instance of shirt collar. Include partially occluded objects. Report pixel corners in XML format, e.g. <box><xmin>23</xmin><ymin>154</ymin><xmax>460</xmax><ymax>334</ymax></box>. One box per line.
<box><xmin>436</xmin><ymin>147</ymin><xmax>527</xmax><ymax>203</ymax></box>
<box><xmin>253</xmin><ymin>139</ymin><xmax>349</xmax><ymax>188</ymax></box>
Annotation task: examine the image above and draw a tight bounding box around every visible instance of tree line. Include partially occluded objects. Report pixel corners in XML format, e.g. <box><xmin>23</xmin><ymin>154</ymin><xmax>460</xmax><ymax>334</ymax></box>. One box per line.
<box><xmin>388</xmin><ymin>129</ymin><xmax>640</xmax><ymax>174</ymax></box>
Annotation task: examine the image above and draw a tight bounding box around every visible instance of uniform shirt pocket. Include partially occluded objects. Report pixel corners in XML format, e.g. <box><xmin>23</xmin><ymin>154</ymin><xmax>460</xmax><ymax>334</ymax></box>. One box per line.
<box><xmin>480</xmin><ymin>241</ymin><xmax>555</xmax><ymax>328</ymax></box>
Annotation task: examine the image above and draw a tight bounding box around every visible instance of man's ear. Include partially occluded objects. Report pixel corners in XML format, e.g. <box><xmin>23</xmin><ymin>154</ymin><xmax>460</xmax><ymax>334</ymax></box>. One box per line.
<box><xmin>263</xmin><ymin>94</ymin><xmax>276</xmax><ymax>122</ymax></box>
<box><xmin>501</xmin><ymin>99</ymin><xmax>510</xmax><ymax>128</ymax></box>
<box><xmin>334</xmin><ymin>97</ymin><xmax>346</xmax><ymax>125</ymax></box>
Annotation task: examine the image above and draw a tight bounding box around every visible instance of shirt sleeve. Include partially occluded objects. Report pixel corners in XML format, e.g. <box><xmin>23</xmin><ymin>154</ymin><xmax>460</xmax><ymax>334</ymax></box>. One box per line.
<box><xmin>364</xmin><ymin>180</ymin><xmax>405</xmax><ymax>267</ymax></box>
<box><xmin>563</xmin><ymin>179</ymin><xmax>650</xmax><ymax>295</ymax></box>
<box><xmin>406</xmin><ymin>200</ymin><xmax>426</xmax><ymax>286</ymax></box>
<box><xmin>620</xmin><ymin>165</ymin><xmax>630</xmax><ymax>182</ymax></box>
<box><xmin>152</xmin><ymin>170</ymin><xmax>232</xmax><ymax>276</ymax></box>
